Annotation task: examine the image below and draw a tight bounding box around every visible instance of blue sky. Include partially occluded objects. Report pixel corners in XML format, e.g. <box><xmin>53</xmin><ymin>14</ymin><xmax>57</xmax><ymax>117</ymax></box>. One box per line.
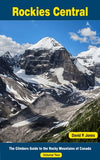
<box><xmin>0</xmin><ymin>20</ymin><xmax>100</xmax><ymax>56</ymax></box>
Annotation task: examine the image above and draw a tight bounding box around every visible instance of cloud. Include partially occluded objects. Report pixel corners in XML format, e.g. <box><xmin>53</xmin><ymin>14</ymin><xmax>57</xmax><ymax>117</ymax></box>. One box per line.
<box><xmin>90</xmin><ymin>36</ymin><xmax>100</xmax><ymax>45</ymax></box>
<box><xmin>69</xmin><ymin>24</ymin><xmax>100</xmax><ymax>45</ymax></box>
<box><xmin>0</xmin><ymin>35</ymin><xmax>33</xmax><ymax>57</ymax></box>
<box><xmin>69</xmin><ymin>32</ymin><xmax>87</xmax><ymax>43</ymax></box>
<box><xmin>88</xmin><ymin>35</ymin><xmax>100</xmax><ymax>44</ymax></box>
<box><xmin>78</xmin><ymin>27</ymin><xmax>96</xmax><ymax>37</ymax></box>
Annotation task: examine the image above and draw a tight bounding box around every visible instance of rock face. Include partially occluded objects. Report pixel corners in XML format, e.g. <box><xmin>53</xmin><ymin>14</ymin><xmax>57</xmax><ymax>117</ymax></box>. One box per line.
<box><xmin>19</xmin><ymin>37</ymin><xmax>94</xmax><ymax>90</ymax></box>
<box><xmin>0</xmin><ymin>57</ymin><xmax>13</xmax><ymax>74</ymax></box>
<box><xmin>1</xmin><ymin>52</ymin><xmax>15</xmax><ymax>66</ymax></box>
<box><xmin>95</xmin><ymin>64</ymin><xmax>100</xmax><ymax>78</ymax></box>
<box><xmin>0</xmin><ymin>78</ymin><xmax>6</xmax><ymax>94</ymax></box>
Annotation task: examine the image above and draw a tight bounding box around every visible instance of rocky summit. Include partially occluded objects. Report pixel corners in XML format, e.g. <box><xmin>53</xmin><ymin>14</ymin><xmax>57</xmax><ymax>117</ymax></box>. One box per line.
<box><xmin>0</xmin><ymin>37</ymin><xmax>99</xmax><ymax>142</ymax></box>
<box><xmin>19</xmin><ymin>37</ymin><xmax>94</xmax><ymax>90</ymax></box>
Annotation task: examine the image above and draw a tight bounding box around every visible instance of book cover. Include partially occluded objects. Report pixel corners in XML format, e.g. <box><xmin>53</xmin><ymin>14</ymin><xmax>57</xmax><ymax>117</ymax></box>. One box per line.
<box><xmin>0</xmin><ymin>0</ymin><xmax>100</xmax><ymax>160</ymax></box>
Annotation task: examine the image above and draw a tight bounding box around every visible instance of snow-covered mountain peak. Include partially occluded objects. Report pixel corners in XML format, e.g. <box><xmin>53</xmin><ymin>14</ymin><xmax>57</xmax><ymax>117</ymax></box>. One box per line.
<box><xmin>77</xmin><ymin>46</ymin><xmax>99</xmax><ymax>58</ymax></box>
<box><xmin>28</xmin><ymin>37</ymin><xmax>64</xmax><ymax>51</ymax></box>
<box><xmin>77</xmin><ymin>46</ymin><xmax>100</xmax><ymax>67</ymax></box>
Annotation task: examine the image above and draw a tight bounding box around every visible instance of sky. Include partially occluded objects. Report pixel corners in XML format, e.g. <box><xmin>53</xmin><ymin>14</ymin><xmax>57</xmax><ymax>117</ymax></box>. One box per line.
<box><xmin>0</xmin><ymin>20</ymin><xmax>100</xmax><ymax>56</ymax></box>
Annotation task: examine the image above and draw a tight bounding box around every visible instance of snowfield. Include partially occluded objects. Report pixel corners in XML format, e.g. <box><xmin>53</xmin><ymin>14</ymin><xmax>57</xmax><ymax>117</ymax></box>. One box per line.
<box><xmin>50</xmin><ymin>68</ymin><xmax>70</xmax><ymax>85</ymax></box>
<box><xmin>12</xmin><ymin>115</ymin><xmax>41</xmax><ymax>127</ymax></box>
<box><xmin>20</xmin><ymin>103</ymin><xmax>28</xmax><ymax>110</ymax></box>
<box><xmin>74</xmin><ymin>59</ymin><xmax>92</xmax><ymax>75</ymax></box>
<box><xmin>14</xmin><ymin>67</ymin><xmax>71</xmax><ymax>87</ymax></box>
<box><xmin>6</xmin><ymin>84</ymin><xmax>37</xmax><ymax>103</ymax></box>
<box><xmin>51</xmin><ymin>121</ymin><xmax>69</xmax><ymax>129</ymax></box>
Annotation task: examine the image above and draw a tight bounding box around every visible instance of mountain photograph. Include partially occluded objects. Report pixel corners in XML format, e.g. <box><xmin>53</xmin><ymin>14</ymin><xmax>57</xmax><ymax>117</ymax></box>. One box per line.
<box><xmin>0</xmin><ymin>21</ymin><xmax>100</xmax><ymax>142</ymax></box>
